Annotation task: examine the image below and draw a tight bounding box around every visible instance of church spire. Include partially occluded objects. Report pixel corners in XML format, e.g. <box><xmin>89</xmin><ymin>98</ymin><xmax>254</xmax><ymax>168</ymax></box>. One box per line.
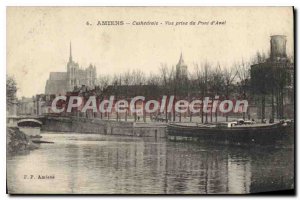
<box><xmin>178</xmin><ymin>52</ymin><xmax>184</xmax><ymax>65</ymax></box>
<box><xmin>69</xmin><ymin>41</ymin><xmax>72</xmax><ymax>62</ymax></box>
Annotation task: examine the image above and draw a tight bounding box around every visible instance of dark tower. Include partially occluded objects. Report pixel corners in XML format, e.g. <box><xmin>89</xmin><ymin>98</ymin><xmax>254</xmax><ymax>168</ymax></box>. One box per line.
<box><xmin>270</xmin><ymin>35</ymin><xmax>287</xmax><ymax>61</ymax></box>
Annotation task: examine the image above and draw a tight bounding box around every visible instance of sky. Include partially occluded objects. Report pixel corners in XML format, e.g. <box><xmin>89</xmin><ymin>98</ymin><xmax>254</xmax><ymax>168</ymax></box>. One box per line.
<box><xmin>7</xmin><ymin>7</ymin><xmax>294</xmax><ymax>97</ymax></box>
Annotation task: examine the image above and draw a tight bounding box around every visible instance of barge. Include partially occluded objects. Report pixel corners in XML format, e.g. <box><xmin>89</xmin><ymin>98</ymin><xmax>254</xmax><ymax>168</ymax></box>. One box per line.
<box><xmin>167</xmin><ymin>120</ymin><xmax>294</xmax><ymax>145</ymax></box>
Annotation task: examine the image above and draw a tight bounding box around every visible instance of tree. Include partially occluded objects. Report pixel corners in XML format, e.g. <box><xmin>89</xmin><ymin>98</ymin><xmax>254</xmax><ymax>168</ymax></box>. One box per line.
<box><xmin>222</xmin><ymin>66</ymin><xmax>237</xmax><ymax>122</ymax></box>
<box><xmin>159</xmin><ymin>64</ymin><xmax>174</xmax><ymax>122</ymax></box>
<box><xmin>96</xmin><ymin>75</ymin><xmax>111</xmax><ymax>119</ymax></box>
<box><xmin>235</xmin><ymin>60</ymin><xmax>251</xmax><ymax>119</ymax></box>
<box><xmin>97</xmin><ymin>75</ymin><xmax>110</xmax><ymax>92</ymax></box>
<box><xmin>194</xmin><ymin>63</ymin><xmax>210</xmax><ymax>123</ymax></box>
<box><xmin>209</xmin><ymin>64</ymin><xmax>225</xmax><ymax>122</ymax></box>
<box><xmin>7</xmin><ymin>75</ymin><xmax>17</xmax><ymax>106</ymax></box>
<box><xmin>251</xmin><ymin>51</ymin><xmax>267</xmax><ymax>65</ymax></box>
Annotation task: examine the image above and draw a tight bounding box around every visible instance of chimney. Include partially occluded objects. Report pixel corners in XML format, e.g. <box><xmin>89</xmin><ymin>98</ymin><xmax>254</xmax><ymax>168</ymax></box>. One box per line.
<box><xmin>270</xmin><ymin>35</ymin><xmax>287</xmax><ymax>60</ymax></box>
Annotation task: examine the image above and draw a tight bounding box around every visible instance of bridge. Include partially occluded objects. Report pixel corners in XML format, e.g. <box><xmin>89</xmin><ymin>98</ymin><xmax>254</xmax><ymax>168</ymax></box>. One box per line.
<box><xmin>7</xmin><ymin>115</ymin><xmax>45</xmax><ymax>127</ymax></box>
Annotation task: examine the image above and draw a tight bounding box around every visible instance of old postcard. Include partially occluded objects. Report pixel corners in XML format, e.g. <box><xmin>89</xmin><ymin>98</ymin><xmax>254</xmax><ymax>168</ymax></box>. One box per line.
<box><xmin>6</xmin><ymin>7</ymin><xmax>294</xmax><ymax>194</ymax></box>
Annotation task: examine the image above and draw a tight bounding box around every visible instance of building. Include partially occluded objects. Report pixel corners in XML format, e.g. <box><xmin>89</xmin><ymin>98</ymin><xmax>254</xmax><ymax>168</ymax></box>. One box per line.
<box><xmin>17</xmin><ymin>97</ymin><xmax>35</xmax><ymax>116</ymax></box>
<box><xmin>250</xmin><ymin>35</ymin><xmax>294</xmax><ymax>120</ymax></box>
<box><xmin>45</xmin><ymin>43</ymin><xmax>97</xmax><ymax>95</ymax></box>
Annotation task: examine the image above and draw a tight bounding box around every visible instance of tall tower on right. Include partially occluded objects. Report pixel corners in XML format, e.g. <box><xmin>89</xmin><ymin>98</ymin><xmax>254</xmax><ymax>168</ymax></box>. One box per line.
<box><xmin>250</xmin><ymin>35</ymin><xmax>294</xmax><ymax>120</ymax></box>
<box><xmin>270</xmin><ymin>35</ymin><xmax>287</xmax><ymax>61</ymax></box>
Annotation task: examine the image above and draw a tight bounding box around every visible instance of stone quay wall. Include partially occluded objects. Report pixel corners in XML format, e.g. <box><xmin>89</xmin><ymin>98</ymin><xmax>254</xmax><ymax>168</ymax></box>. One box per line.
<box><xmin>41</xmin><ymin>117</ymin><xmax>167</xmax><ymax>138</ymax></box>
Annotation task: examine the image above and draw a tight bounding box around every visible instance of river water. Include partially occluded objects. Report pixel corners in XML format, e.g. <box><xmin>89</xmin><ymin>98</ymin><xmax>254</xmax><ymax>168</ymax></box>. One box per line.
<box><xmin>7</xmin><ymin>132</ymin><xmax>294</xmax><ymax>194</ymax></box>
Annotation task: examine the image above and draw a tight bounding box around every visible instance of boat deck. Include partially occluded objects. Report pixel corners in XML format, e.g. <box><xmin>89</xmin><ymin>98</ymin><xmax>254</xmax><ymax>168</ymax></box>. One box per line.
<box><xmin>171</xmin><ymin>122</ymin><xmax>280</xmax><ymax>128</ymax></box>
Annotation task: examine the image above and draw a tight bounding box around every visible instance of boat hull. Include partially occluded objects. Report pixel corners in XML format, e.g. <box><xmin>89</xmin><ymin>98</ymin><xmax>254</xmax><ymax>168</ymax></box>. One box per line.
<box><xmin>167</xmin><ymin>123</ymin><xmax>294</xmax><ymax>145</ymax></box>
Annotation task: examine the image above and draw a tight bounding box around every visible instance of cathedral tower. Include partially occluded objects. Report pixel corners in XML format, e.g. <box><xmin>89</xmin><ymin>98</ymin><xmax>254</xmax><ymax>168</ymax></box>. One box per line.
<box><xmin>176</xmin><ymin>52</ymin><xmax>188</xmax><ymax>78</ymax></box>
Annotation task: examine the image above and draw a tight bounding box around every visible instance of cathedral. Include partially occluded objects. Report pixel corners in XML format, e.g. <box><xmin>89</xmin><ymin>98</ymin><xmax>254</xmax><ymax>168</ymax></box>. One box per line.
<box><xmin>45</xmin><ymin>43</ymin><xmax>97</xmax><ymax>95</ymax></box>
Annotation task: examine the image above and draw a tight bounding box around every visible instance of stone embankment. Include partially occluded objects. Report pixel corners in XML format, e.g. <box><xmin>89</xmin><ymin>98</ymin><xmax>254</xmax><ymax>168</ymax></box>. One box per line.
<box><xmin>42</xmin><ymin>117</ymin><xmax>167</xmax><ymax>138</ymax></box>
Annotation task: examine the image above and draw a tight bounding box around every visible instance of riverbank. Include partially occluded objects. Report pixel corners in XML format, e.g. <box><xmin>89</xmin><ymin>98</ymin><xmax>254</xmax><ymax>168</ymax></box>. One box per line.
<box><xmin>7</xmin><ymin>127</ymin><xmax>39</xmax><ymax>155</ymax></box>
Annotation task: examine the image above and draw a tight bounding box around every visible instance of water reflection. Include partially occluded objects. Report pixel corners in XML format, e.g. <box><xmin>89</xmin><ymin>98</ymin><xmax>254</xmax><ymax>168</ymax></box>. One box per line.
<box><xmin>7</xmin><ymin>133</ymin><xmax>294</xmax><ymax>194</ymax></box>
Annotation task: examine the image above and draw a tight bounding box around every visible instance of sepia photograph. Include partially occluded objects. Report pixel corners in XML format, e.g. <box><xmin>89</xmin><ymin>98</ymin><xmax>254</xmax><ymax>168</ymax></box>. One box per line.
<box><xmin>6</xmin><ymin>6</ymin><xmax>295</xmax><ymax>194</ymax></box>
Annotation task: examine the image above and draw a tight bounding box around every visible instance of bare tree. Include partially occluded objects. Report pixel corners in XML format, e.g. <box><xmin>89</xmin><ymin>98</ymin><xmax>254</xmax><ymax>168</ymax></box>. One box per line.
<box><xmin>7</xmin><ymin>75</ymin><xmax>17</xmax><ymax>107</ymax></box>
<box><xmin>147</xmin><ymin>72</ymin><xmax>161</xmax><ymax>86</ymax></box>
<box><xmin>209</xmin><ymin>64</ymin><xmax>224</xmax><ymax>122</ymax></box>
<box><xmin>194</xmin><ymin>63</ymin><xmax>210</xmax><ymax>123</ymax></box>
<box><xmin>235</xmin><ymin>60</ymin><xmax>251</xmax><ymax>119</ymax></box>
<box><xmin>222</xmin><ymin>66</ymin><xmax>238</xmax><ymax>121</ymax></box>
<box><xmin>96</xmin><ymin>75</ymin><xmax>111</xmax><ymax>119</ymax></box>
<box><xmin>159</xmin><ymin>64</ymin><xmax>176</xmax><ymax>122</ymax></box>
<box><xmin>251</xmin><ymin>51</ymin><xmax>267</xmax><ymax>65</ymax></box>
<box><xmin>97</xmin><ymin>75</ymin><xmax>111</xmax><ymax>92</ymax></box>
<box><xmin>132</xmin><ymin>69</ymin><xmax>146</xmax><ymax>85</ymax></box>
